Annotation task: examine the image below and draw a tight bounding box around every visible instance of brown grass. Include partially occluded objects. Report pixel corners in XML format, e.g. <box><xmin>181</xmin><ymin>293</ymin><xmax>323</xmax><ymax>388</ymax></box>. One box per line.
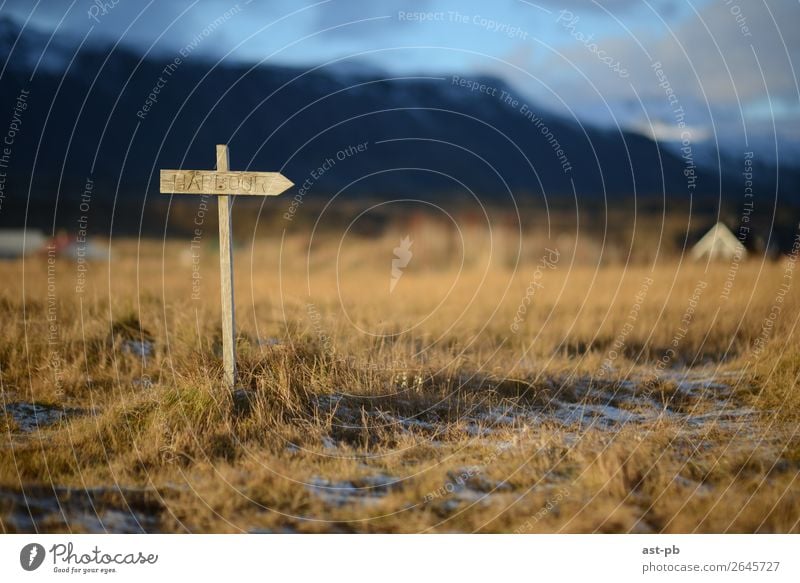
<box><xmin>0</xmin><ymin>225</ymin><xmax>798</xmax><ymax>533</ymax></box>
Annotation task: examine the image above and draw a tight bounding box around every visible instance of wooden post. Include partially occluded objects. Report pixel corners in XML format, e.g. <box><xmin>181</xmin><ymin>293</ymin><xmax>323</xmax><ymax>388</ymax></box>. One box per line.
<box><xmin>159</xmin><ymin>145</ymin><xmax>293</xmax><ymax>390</ymax></box>
<box><xmin>216</xmin><ymin>144</ymin><xmax>236</xmax><ymax>389</ymax></box>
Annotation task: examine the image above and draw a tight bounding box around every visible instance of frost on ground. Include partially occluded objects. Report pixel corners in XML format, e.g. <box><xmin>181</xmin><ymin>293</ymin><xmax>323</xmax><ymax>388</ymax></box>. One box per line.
<box><xmin>3</xmin><ymin>402</ymin><xmax>84</xmax><ymax>433</ymax></box>
<box><xmin>0</xmin><ymin>367</ymin><xmax>789</xmax><ymax>533</ymax></box>
<box><xmin>299</xmin><ymin>370</ymin><xmax>758</xmax><ymax>510</ymax></box>
<box><xmin>0</xmin><ymin>485</ymin><xmax>165</xmax><ymax>533</ymax></box>
<box><xmin>313</xmin><ymin>370</ymin><xmax>755</xmax><ymax>442</ymax></box>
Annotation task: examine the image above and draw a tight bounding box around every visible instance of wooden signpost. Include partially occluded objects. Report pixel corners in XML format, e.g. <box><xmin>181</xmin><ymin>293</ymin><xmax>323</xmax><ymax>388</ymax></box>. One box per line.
<box><xmin>160</xmin><ymin>145</ymin><xmax>294</xmax><ymax>389</ymax></box>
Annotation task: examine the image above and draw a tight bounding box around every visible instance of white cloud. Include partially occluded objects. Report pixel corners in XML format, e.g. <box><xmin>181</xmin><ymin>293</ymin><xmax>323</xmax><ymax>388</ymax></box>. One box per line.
<box><xmin>631</xmin><ymin>118</ymin><xmax>710</xmax><ymax>141</ymax></box>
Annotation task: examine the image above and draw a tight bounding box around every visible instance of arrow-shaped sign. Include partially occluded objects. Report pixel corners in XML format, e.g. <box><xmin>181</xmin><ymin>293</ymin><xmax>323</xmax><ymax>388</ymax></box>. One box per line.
<box><xmin>160</xmin><ymin>169</ymin><xmax>294</xmax><ymax>196</ymax></box>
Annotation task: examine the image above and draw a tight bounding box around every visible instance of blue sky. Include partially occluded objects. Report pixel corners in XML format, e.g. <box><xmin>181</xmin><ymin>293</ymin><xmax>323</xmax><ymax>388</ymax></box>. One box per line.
<box><xmin>3</xmin><ymin>0</ymin><xmax>799</xmax><ymax>162</ymax></box>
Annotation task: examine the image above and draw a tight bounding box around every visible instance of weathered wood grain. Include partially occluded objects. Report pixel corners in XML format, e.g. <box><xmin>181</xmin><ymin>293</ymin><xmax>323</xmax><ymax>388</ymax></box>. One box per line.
<box><xmin>160</xmin><ymin>169</ymin><xmax>293</xmax><ymax>196</ymax></box>
<box><xmin>215</xmin><ymin>145</ymin><xmax>237</xmax><ymax>389</ymax></box>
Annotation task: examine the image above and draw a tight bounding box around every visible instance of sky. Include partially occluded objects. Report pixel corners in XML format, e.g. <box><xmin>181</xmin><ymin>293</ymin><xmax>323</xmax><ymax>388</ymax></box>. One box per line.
<box><xmin>2</xmin><ymin>0</ymin><xmax>799</xmax><ymax>163</ymax></box>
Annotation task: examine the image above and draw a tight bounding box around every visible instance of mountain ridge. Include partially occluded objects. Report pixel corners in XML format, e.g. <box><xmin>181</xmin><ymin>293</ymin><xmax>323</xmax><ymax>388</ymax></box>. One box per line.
<box><xmin>0</xmin><ymin>15</ymin><xmax>796</xmax><ymax>229</ymax></box>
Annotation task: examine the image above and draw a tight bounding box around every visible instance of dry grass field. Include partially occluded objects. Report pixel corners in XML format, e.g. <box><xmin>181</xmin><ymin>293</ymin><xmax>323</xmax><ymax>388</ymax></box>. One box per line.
<box><xmin>1</xmin><ymin>217</ymin><xmax>799</xmax><ymax>533</ymax></box>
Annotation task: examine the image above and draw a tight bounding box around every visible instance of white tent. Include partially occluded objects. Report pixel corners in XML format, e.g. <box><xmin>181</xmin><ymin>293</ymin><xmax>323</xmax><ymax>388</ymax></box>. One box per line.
<box><xmin>690</xmin><ymin>222</ymin><xmax>746</xmax><ymax>261</ymax></box>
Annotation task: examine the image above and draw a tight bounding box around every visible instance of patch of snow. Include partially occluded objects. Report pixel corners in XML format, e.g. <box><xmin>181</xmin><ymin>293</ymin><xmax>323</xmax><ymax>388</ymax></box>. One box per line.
<box><xmin>306</xmin><ymin>473</ymin><xmax>398</xmax><ymax>507</ymax></box>
<box><xmin>552</xmin><ymin>401</ymin><xmax>652</xmax><ymax>429</ymax></box>
<box><xmin>4</xmin><ymin>402</ymin><xmax>73</xmax><ymax>432</ymax></box>
<box><xmin>321</xmin><ymin>436</ymin><xmax>338</xmax><ymax>450</ymax></box>
<box><xmin>122</xmin><ymin>339</ymin><xmax>154</xmax><ymax>358</ymax></box>
<box><xmin>0</xmin><ymin>485</ymin><xmax>162</xmax><ymax>533</ymax></box>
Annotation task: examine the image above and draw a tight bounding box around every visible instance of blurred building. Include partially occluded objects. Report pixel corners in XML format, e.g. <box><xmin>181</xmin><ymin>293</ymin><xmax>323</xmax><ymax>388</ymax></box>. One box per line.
<box><xmin>0</xmin><ymin>228</ymin><xmax>46</xmax><ymax>258</ymax></box>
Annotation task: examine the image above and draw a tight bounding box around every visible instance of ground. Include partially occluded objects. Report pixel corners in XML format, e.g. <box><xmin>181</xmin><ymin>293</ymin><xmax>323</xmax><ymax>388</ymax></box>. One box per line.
<box><xmin>1</xmin><ymin>229</ymin><xmax>799</xmax><ymax>533</ymax></box>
